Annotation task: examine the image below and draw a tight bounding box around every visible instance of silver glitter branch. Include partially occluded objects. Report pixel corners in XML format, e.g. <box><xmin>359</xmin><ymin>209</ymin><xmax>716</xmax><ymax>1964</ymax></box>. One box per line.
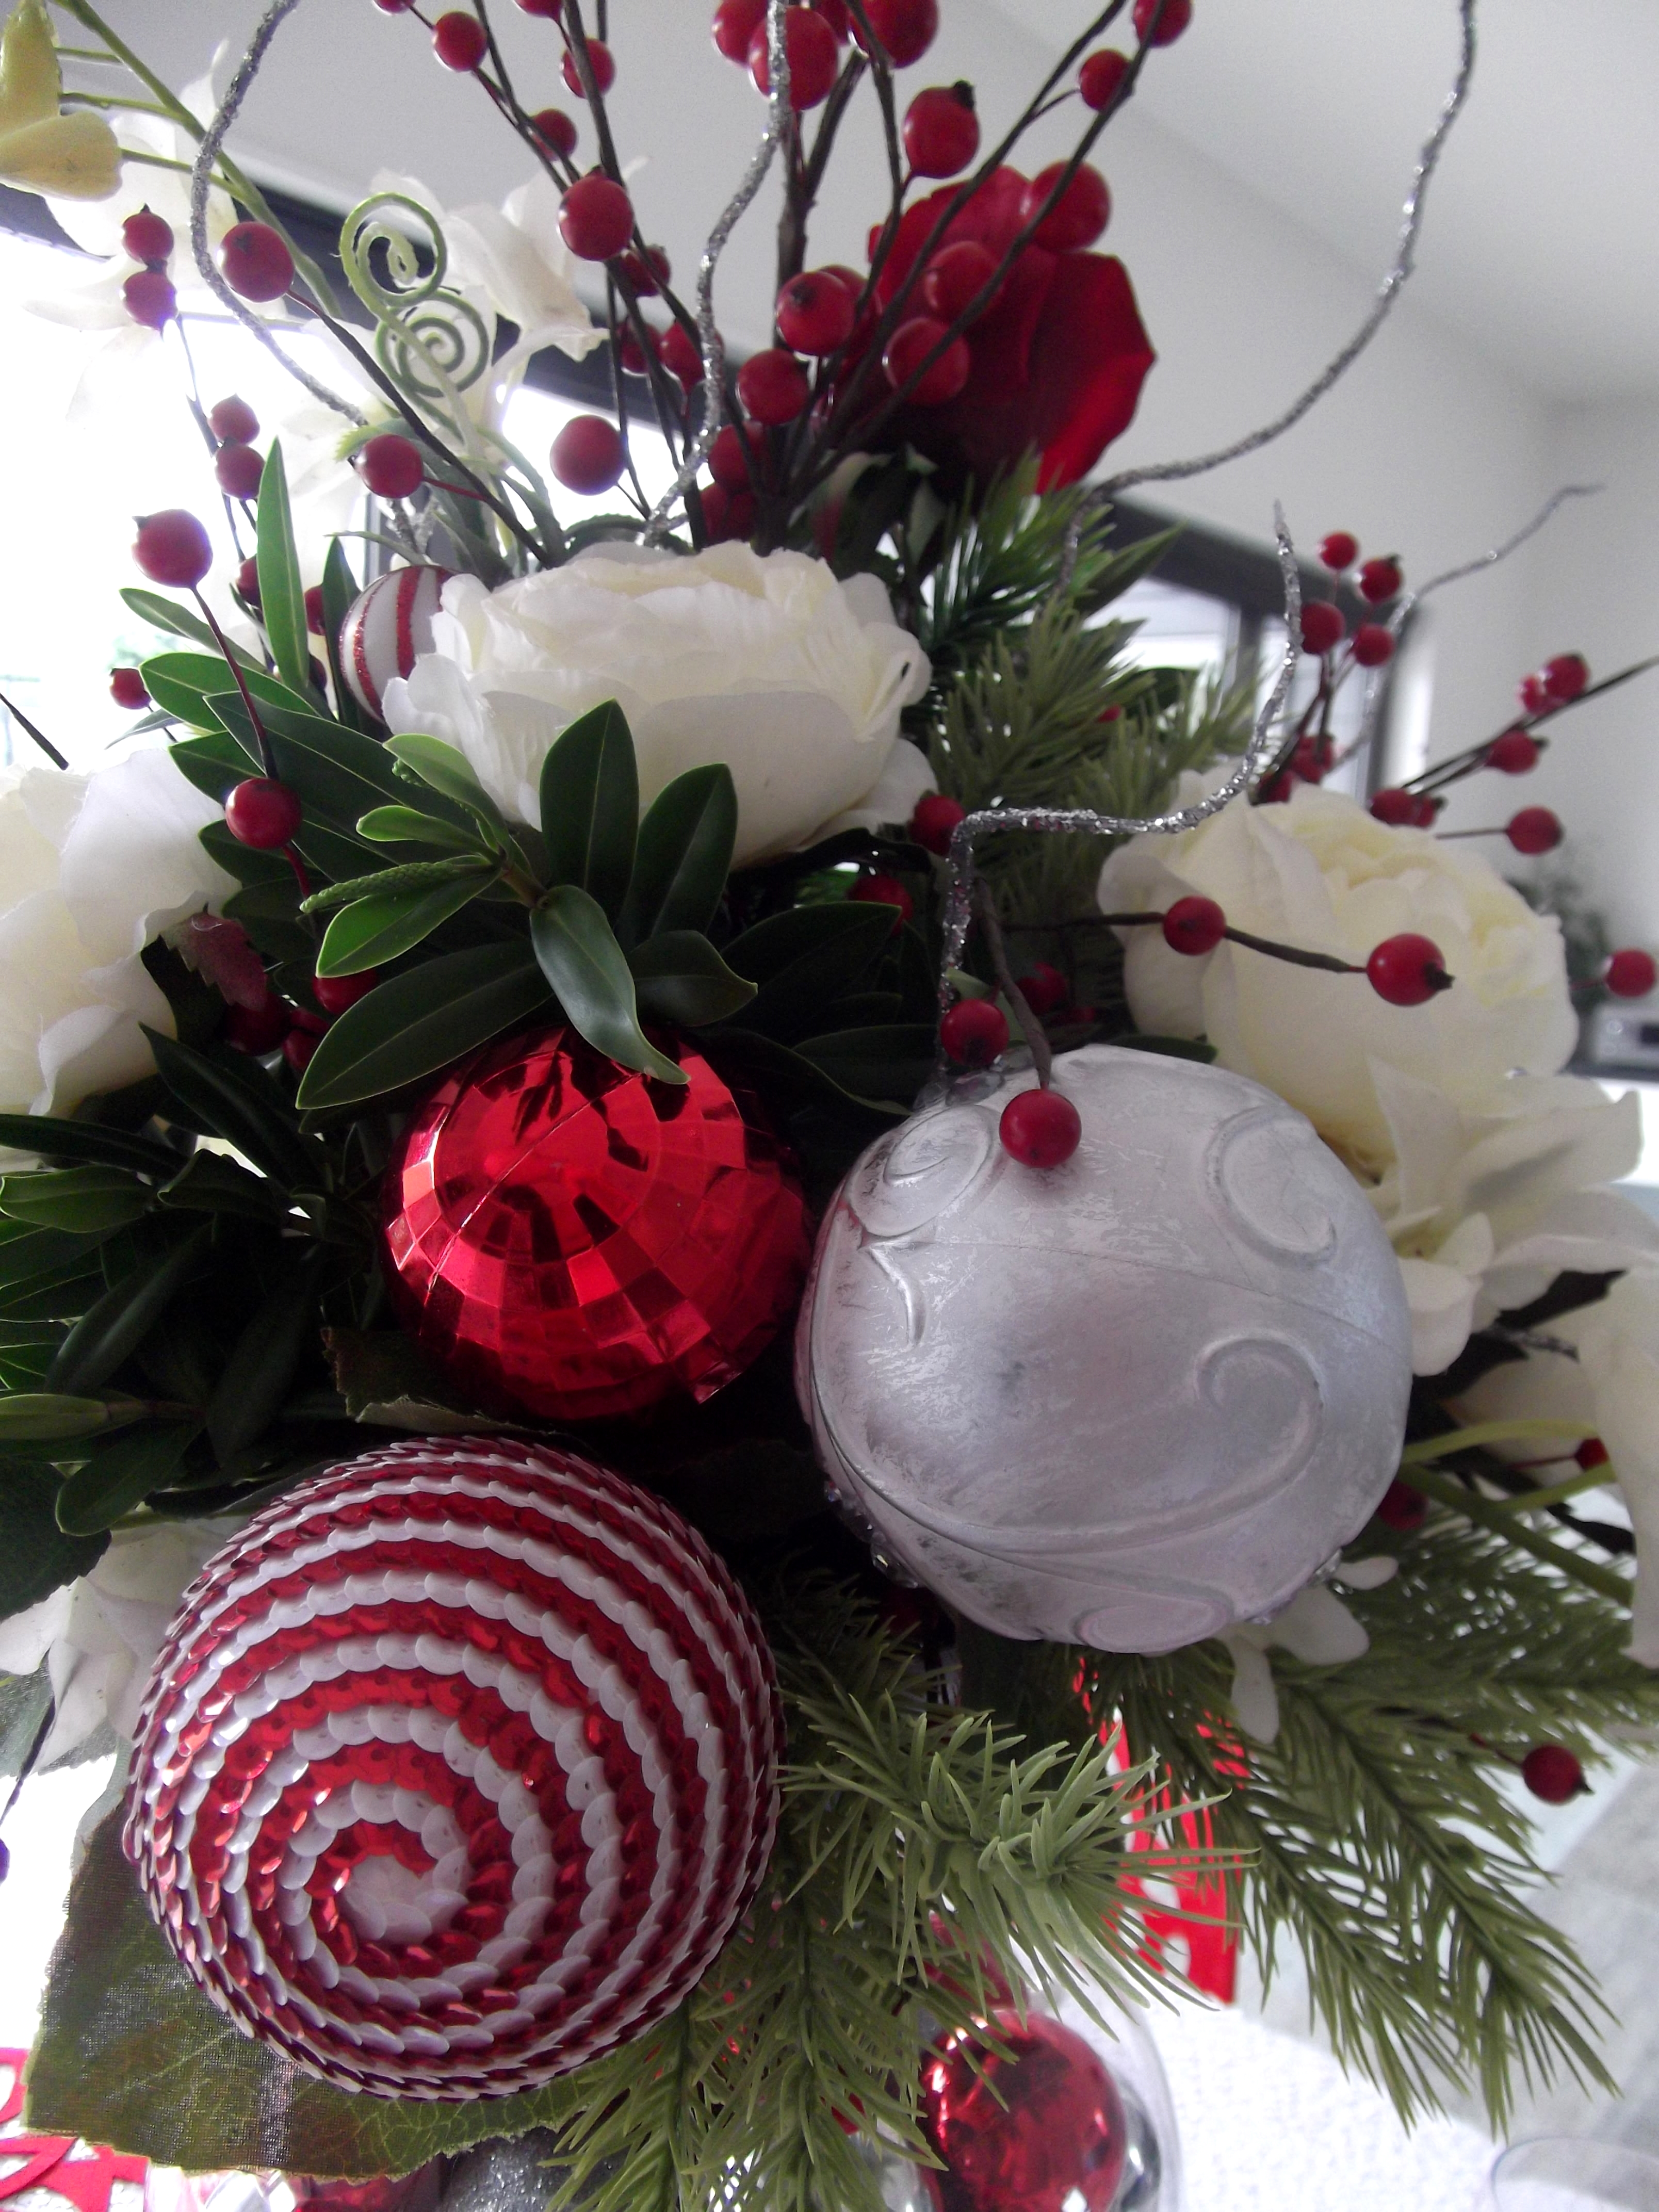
<box><xmin>936</xmin><ymin>509</ymin><xmax>1303</xmax><ymax>1015</ymax></box>
<box><xmin>188</xmin><ymin>0</ymin><xmax>366</xmax><ymax>425</ymax></box>
<box><xmin>643</xmin><ymin>0</ymin><xmax>792</xmax><ymax>543</ymax></box>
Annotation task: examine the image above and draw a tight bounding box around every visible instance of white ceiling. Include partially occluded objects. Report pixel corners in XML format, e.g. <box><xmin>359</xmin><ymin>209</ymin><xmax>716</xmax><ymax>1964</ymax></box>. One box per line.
<box><xmin>989</xmin><ymin>0</ymin><xmax>1659</xmax><ymax>403</ymax></box>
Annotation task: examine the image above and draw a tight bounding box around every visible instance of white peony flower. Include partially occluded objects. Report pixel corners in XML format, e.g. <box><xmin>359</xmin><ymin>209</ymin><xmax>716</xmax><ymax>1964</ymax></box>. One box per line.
<box><xmin>1097</xmin><ymin>781</ymin><xmax>1576</xmax><ymax>1180</ymax></box>
<box><xmin>0</xmin><ymin>750</ymin><xmax>232</xmax><ymax>1133</ymax></box>
<box><xmin>0</xmin><ymin>1517</ymin><xmax>235</xmax><ymax>1764</ymax></box>
<box><xmin>384</xmin><ymin>543</ymin><xmax>934</xmax><ymax>867</ymax></box>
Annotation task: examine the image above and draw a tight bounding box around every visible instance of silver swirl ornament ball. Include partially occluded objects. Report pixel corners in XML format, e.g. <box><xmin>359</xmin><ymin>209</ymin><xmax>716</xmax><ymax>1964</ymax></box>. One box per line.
<box><xmin>121</xmin><ymin>1437</ymin><xmax>781</xmax><ymax>2099</ymax></box>
<box><xmin>795</xmin><ymin>1046</ymin><xmax>1412</xmax><ymax>1653</ymax></box>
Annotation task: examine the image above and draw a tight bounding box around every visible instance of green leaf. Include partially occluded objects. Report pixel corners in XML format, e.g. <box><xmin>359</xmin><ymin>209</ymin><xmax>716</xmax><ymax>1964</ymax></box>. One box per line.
<box><xmin>206</xmin><ymin>1252</ymin><xmax>323</xmax><ymax>1464</ymax></box>
<box><xmin>121</xmin><ymin>589</ymin><xmax>258</xmax><ymax>668</ymax></box>
<box><xmin>27</xmin><ymin>1815</ymin><xmax>577</xmax><ymax>2176</ymax></box>
<box><xmin>0</xmin><ymin>1170</ymin><xmax>151</xmax><ymax>1235</ymax></box>
<box><xmin>316</xmin><ymin>866</ymin><xmax>498</xmax><ymax>978</ymax></box>
<box><xmin>167</xmin><ymin>730</ymin><xmax>260</xmax><ymax>800</ymax></box>
<box><xmin>200</xmin><ymin>818</ymin><xmax>291</xmax><ymax>891</ymax></box>
<box><xmin>0</xmin><ymin>1394</ymin><xmax>113</xmax><ymax>1441</ymax></box>
<box><xmin>0</xmin><ymin>1465</ymin><xmax>106</xmax><ymax>1618</ymax></box>
<box><xmin>47</xmin><ymin>1227</ymin><xmax>214</xmax><ymax>1396</ymax></box>
<box><xmin>55</xmin><ymin>1421</ymin><xmax>202</xmax><ymax>1536</ymax></box>
<box><xmin>538</xmin><ymin>698</ymin><xmax>638</xmax><ymax>920</ymax></box>
<box><xmin>155</xmin><ymin>1151</ymin><xmax>292</xmax><ymax>1224</ymax></box>
<box><xmin>320</xmin><ymin>539</ymin><xmax>369</xmax><ymax>734</ymax></box>
<box><xmin>617</xmin><ymin>764</ymin><xmax>738</xmax><ymax>948</ymax></box>
<box><xmin>143</xmin><ymin>1031</ymin><xmax>321</xmax><ymax>1193</ymax></box>
<box><xmin>356</xmin><ymin>805</ymin><xmax>483</xmax><ymax>853</ymax></box>
<box><xmin>794</xmin><ymin>1023</ymin><xmax>936</xmax><ymax>1110</ymax></box>
<box><xmin>256</xmin><ymin>442</ymin><xmax>312</xmax><ymax>696</ymax></box>
<box><xmin>302</xmin><ymin>855</ymin><xmax>497</xmax><ymax>914</ymax></box>
<box><xmin>723</xmin><ymin>903</ymin><xmax>898</xmax><ymax>1043</ymax></box>
<box><xmin>139</xmin><ymin>654</ymin><xmax>314</xmax><ymax>737</ymax></box>
<box><xmin>530</xmin><ymin>885</ymin><xmax>685</xmax><ymax>1085</ymax></box>
<box><xmin>703</xmin><ymin>1030</ymin><xmax>906</xmax><ymax>1123</ymax></box>
<box><xmin>296</xmin><ymin>944</ymin><xmax>552</xmax><ymax>1111</ymax></box>
<box><xmin>0</xmin><ymin>1117</ymin><xmax>181</xmax><ymax>1180</ymax></box>
<box><xmin>221</xmin><ymin>879</ymin><xmax>311</xmax><ymax>965</ymax></box>
<box><xmin>387</xmin><ymin>732</ymin><xmax>510</xmax><ymax>834</ymax></box>
<box><xmin>629</xmin><ymin>931</ymin><xmax>755</xmax><ymax>1027</ymax></box>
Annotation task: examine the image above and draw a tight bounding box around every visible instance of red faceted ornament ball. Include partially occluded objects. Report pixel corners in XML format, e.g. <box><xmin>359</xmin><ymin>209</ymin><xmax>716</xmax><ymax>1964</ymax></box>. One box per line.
<box><xmin>382</xmin><ymin>1024</ymin><xmax>811</xmax><ymax>1423</ymax></box>
<box><xmin>122</xmin><ymin>1437</ymin><xmax>782</xmax><ymax>2099</ymax></box>
<box><xmin>924</xmin><ymin>2011</ymin><xmax>1129</xmax><ymax>2212</ymax></box>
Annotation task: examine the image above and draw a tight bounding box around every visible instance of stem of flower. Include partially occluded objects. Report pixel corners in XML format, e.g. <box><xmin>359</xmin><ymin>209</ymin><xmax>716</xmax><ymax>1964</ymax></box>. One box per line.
<box><xmin>973</xmin><ymin>883</ymin><xmax>1051</xmax><ymax>1089</ymax></box>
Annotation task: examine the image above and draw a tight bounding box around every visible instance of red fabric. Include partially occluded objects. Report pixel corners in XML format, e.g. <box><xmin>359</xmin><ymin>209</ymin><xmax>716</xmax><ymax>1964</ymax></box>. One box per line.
<box><xmin>0</xmin><ymin>2050</ymin><xmax>147</xmax><ymax>2212</ymax></box>
<box><xmin>1105</xmin><ymin>1728</ymin><xmax>1242</xmax><ymax>2005</ymax></box>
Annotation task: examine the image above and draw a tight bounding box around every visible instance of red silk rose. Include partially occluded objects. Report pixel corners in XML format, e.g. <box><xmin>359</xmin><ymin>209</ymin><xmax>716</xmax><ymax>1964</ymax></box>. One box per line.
<box><xmin>847</xmin><ymin>167</ymin><xmax>1156</xmax><ymax>491</ymax></box>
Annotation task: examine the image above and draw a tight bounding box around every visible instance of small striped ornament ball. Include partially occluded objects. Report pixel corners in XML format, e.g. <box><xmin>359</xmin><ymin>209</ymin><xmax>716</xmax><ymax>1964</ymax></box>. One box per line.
<box><xmin>121</xmin><ymin>1437</ymin><xmax>782</xmax><ymax>2100</ymax></box>
<box><xmin>337</xmin><ymin>565</ymin><xmax>452</xmax><ymax>721</ymax></box>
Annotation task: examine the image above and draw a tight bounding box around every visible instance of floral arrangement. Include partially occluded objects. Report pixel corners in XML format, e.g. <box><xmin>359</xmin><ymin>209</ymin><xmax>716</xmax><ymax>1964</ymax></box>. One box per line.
<box><xmin>3</xmin><ymin>0</ymin><xmax>1659</xmax><ymax>2202</ymax></box>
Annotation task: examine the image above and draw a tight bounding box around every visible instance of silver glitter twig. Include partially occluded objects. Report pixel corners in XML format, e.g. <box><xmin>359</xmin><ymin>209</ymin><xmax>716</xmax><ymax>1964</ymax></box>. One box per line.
<box><xmin>936</xmin><ymin>509</ymin><xmax>1303</xmax><ymax>1018</ymax></box>
<box><xmin>188</xmin><ymin>0</ymin><xmax>365</xmax><ymax>425</ymax></box>
<box><xmin>643</xmin><ymin>0</ymin><xmax>791</xmax><ymax>542</ymax></box>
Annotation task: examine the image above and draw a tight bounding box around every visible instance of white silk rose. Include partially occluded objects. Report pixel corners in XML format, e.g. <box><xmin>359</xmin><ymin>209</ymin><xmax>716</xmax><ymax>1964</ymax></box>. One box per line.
<box><xmin>0</xmin><ymin>749</ymin><xmax>232</xmax><ymax>1132</ymax></box>
<box><xmin>383</xmin><ymin>543</ymin><xmax>934</xmax><ymax>867</ymax></box>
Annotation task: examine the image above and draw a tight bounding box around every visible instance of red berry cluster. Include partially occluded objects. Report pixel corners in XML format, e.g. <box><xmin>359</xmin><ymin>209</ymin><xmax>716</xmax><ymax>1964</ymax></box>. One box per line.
<box><xmin>120</xmin><ymin>205</ymin><xmax>176</xmax><ymax>331</ymax></box>
<box><xmin>1517</xmin><ymin>653</ymin><xmax>1590</xmax><ymax>717</ymax></box>
<box><xmin>208</xmin><ymin>392</ymin><xmax>264</xmax><ymax>504</ymax></box>
<box><xmin>714</xmin><ymin>0</ymin><xmax>937</xmax><ymax>93</ymax></box>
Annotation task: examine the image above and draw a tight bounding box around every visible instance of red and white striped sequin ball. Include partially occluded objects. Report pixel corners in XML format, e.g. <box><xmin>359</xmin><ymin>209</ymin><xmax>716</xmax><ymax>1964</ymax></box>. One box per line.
<box><xmin>121</xmin><ymin>1438</ymin><xmax>782</xmax><ymax>2101</ymax></box>
<box><xmin>337</xmin><ymin>565</ymin><xmax>451</xmax><ymax>722</ymax></box>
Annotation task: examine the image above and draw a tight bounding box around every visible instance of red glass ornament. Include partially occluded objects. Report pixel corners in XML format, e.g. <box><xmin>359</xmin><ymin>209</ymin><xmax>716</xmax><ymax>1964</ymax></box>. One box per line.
<box><xmin>381</xmin><ymin>1024</ymin><xmax>810</xmax><ymax>1423</ymax></box>
<box><xmin>122</xmin><ymin>1438</ymin><xmax>782</xmax><ymax>2097</ymax></box>
<box><xmin>924</xmin><ymin>2011</ymin><xmax>1128</xmax><ymax>2212</ymax></box>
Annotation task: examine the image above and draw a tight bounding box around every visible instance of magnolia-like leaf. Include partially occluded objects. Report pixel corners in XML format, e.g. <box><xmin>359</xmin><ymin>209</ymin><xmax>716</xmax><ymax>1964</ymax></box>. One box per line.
<box><xmin>55</xmin><ymin>1420</ymin><xmax>202</xmax><ymax>1536</ymax></box>
<box><xmin>356</xmin><ymin>805</ymin><xmax>483</xmax><ymax>853</ymax></box>
<box><xmin>617</xmin><ymin>764</ymin><xmax>738</xmax><ymax>948</ymax></box>
<box><xmin>144</xmin><ymin>1030</ymin><xmax>321</xmax><ymax>1193</ymax></box>
<box><xmin>629</xmin><ymin>931</ymin><xmax>755</xmax><ymax>1027</ymax></box>
<box><xmin>295</xmin><ymin>944</ymin><xmax>552</xmax><ymax>1112</ymax></box>
<box><xmin>723</xmin><ymin>903</ymin><xmax>898</xmax><ymax>1044</ymax></box>
<box><xmin>0</xmin><ymin>1169</ymin><xmax>151</xmax><ymax>1235</ymax></box>
<box><xmin>206</xmin><ymin>1253</ymin><xmax>323</xmax><ymax>1463</ymax></box>
<box><xmin>387</xmin><ymin>732</ymin><xmax>510</xmax><ymax>833</ymax></box>
<box><xmin>315</xmin><ymin>866</ymin><xmax>498</xmax><ymax>977</ymax></box>
<box><xmin>46</xmin><ymin>1226</ymin><xmax>214</xmax><ymax>1396</ymax></box>
<box><xmin>0</xmin><ymin>1393</ymin><xmax>112</xmax><ymax>1442</ymax></box>
<box><xmin>120</xmin><ymin>591</ymin><xmax>261</xmax><ymax>668</ymax></box>
<box><xmin>255</xmin><ymin>444</ymin><xmax>312</xmax><ymax>697</ymax></box>
<box><xmin>530</xmin><ymin>885</ymin><xmax>685</xmax><ymax>1085</ymax></box>
<box><xmin>0</xmin><ymin>1116</ymin><xmax>178</xmax><ymax>1179</ymax></box>
<box><xmin>320</xmin><ymin>539</ymin><xmax>369</xmax><ymax>734</ymax></box>
<box><xmin>0</xmin><ymin>1465</ymin><xmax>105</xmax><ymax>1618</ymax></box>
<box><xmin>538</xmin><ymin>699</ymin><xmax>638</xmax><ymax>921</ymax></box>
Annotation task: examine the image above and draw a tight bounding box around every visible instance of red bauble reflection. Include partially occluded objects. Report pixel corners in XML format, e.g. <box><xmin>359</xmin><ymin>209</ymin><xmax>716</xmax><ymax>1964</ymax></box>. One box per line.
<box><xmin>924</xmin><ymin>2012</ymin><xmax>1128</xmax><ymax>2212</ymax></box>
<box><xmin>382</xmin><ymin>1024</ymin><xmax>810</xmax><ymax>1422</ymax></box>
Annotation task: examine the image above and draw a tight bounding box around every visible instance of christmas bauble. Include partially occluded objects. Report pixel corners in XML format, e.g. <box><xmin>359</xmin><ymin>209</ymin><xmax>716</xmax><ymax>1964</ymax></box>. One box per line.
<box><xmin>338</xmin><ymin>565</ymin><xmax>452</xmax><ymax>720</ymax></box>
<box><xmin>122</xmin><ymin>1437</ymin><xmax>782</xmax><ymax>2100</ymax></box>
<box><xmin>797</xmin><ymin>1045</ymin><xmax>1412</xmax><ymax>1651</ymax></box>
<box><xmin>923</xmin><ymin>2012</ymin><xmax>1128</xmax><ymax>2212</ymax></box>
<box><xmin>382</xmin><ymin>1024</ymin><xmax>810</xmax><ymax>1423</ymax></box>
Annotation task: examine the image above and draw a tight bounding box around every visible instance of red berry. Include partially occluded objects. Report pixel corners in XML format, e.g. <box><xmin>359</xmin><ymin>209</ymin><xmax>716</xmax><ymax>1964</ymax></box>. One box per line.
<box><xmin>1000</xmin><ymin>1087</ymin><xmax>1082</xmax><ymax>1168</ymax></box>
<box><xmin>1357</xmin><ymin>555</ymin><xmax>1403</xmax><ymax>604</ymax></box>
<box><xmin>1606</xmin><ymin>949</ymin><xmax>1657</xmax><ymax>1000</ymax></box>
<box><xmin>812</xmin><ymin>0</ymin><xmax>851</xmax><ymax>37</ymax></box>
<box><xmin>1319</xmin><ymin>530</ymin><xmax>1359</xmax><ymax>571</ymax></box>
<box><xmin>1021</xmin><ymin>161</ymin><xmax>1110</xmax><ymax>250</ymax></box>
<box><xmin>1369</xmin><ymin>787</ymin><xmax>1419</xmax><ymax>826</ymax></box>
<box><xmin>122</xmin><ymin>269</ymin><xmax>176</xmax><ymax>330</ymax></box>
<box><xmin>563</xmin><ymin>38</ymin><xmax>615</xmax><ymax>94</ymax></box>
<box><xmin>1517</xmin><ymin>672</ymin><xmax>1552</xmax><ymax>716</ymax></box>
<box><xmin>282</xmin><ymin>1028</ymin><xmax>321</xmax><ymax>1075</ymax></box>
<box><xmin>208</xmin><ymin>395</ymin><xmax>259</xmax><ymax>443</ymax></box>
<box><xmin>883</xmin><ymin>317</ymin><xmax>970</xmax><ymax>405</ymax></box>
<box><xmin>776</xmin><ymin>270</ymin><xmax>856</xmax><ymax>355</ymax></box>
<box><xmin>1133</xmin><ymin>0</ymin><xmax>1192</xmax><ymax>43</ymax></box>
<box><xmin>1258</xmin><ymin>770</ymin><xmax>1294</xmax><ymax>805</ymax></box>
<box><xmin>921</xmin><ymin>239</ymin><xmax>998</xmax><ymax>321</ymax></box>
<box><xmin>358</xmin><ymin>432</ymin><xmax>426</xmax><ymax>500</ymax></box>
<box><xmin>1299</xmin><ymin>600</ymin><xmax>1344</xmax><ymax>655</ymax></box>
<box><xmin>1162</xmin><ymin>894</ymin><xmax>1226</xmax><ymax>956</ymax></box>
<box><xmin>910</xmin><ymin>792</ymin><xmax>966</xmax><ymax>854</ymax></box>
<box><xmin>1506</xmin><ymin>806</ymin><xmax>1563</xmax><ymax>856</ymax></box>
<box><xmin>514</xmin><ymin>0</ymin><xmax>562</xmax><ymax>14</ymax></box>
<box><xmin>618</xmin><ymin>324</ymin><xmax>649</xmax><ymax>376</ymax></box>
<box><xmin>531</xmin><ymin>106</ymin><xmax>578</xmax><ymax>157</ymax></box>
<box><xmin>303</xmin><ymin>584</ymin><xmax>327</xmax><ymax>634</ymax></box>
<box><xmin>698</xmin><ymin>482</ymin><xmax>757</xmax><ymax>545</ymax></box>
<box><xmin>1374</xmin><ymin>1478</ymin><xmax>1428</xmax><ymax>1533</ymax></box>
<box><xmin>712</xmin><ymin>0</ymin><xmax>765</xmax><ymax>62</ymax></box>
<box><xmin>1521</xmin><ymin>1745</ymin><xmax>1586</xmax><ymax>1806</ymax></box>
<box><xmin>621</xmin><ymin>246</ymin><xmax>671</xmax><ymax>297</ymax></box>
<box><xmin>1576</xmin><ymin>1436</ymin><xmax>1611</xmax><ymax>1471</ymax></box>
<box><xmin>373</xmin><ymin>0</ymin><xmax>418</xmax><ymax>10</ymax></box>
<box><xmin>709</xmin><ymin>421</ymin><xmax>765</xmax><ymax>492</ymax></box>
<box><xmin>1290</xmin><ymin>736</ymin><xmax>1328</xmax><ymax>784</ymax></box>
<box><xmin>850</xmin><ymin>872</ymin><xmax>914</xmax><ymax>929</ymax></box>
<box><xmin>133</xmin><ymin>509</ymin><xmax>213</xmax><ymax>589</ymax></box>
<box><xmin>224</xmin><ymin>996</ymin><xmax>290</xmax><ymax>1055</ymax></box>
<box><xmin>559</xmin><ymin>172</ymin><xmax>633</xmax><ymax>260</ymax></box>
<box><xmin>1367</xmin><ymin>933</ymin><xmax>1451</xmax><ymax>1007</ymax></box>
<box><xmin>1079</xmin><ymin>48</ymin><xmax>1129</xmax><ymax>109</ymax></box>
<box><xmin>854</xmin><ymin>0</ymin><xmax>938</xmax><ymax>66</ymax></box>
<box><xmin>1486</xmin><ymin>728</ymin><xmax>1539</xmax><ymax>775</ymax></box>
<box><xmin>657</xmin><ymin>320</ymin><xmax>705</xmax><ymax>387</ymax></box>
<box><xmin>109</xmin><ymin>665</ymin><xmax>149</xmax><ymax>710</ymax></box>
<box><xmin>235</xmin><ymin>555</ymin><xmax>261</xmax><ymax>607</ymax></box>
<box><xmin>903</xmin><ymin>83</ymin><xmax>979</xmax><ymax>178</ymax></box>
<box><xmin>214</xmin><ymin>441</ymin><xmax>265</xmax><ymax>499</ymax></box>
<box><xmin>737</xmin><ymin>347</ymin><xmax>811</xmax><ymax>424</ymax></box>
<box><xmin>313</xmin><ymin>969</ymin><xmax>381</xmax><ymax>1015</ymax></box>
<box><xmin>121</xmin><ymin>207</ymin><xmax>174</xmax><ymax>264</ymax></box>
<box><xmin>1352</xmin><ymin>622</ymin><xmax>1395</xmax><ymax>669</ymax></box>
<box><xmin>551</xmin><ymin>413</ymin><xmax>625</xmax><ymax>494</ymax></box>
<box><xmin>940</xmin><ymin>998</ymin><xmax>1009</xmax><ymax>1067</ymax></box>
<box><xmin>1543</xmin><ymin>652</ymin><xmax>1590</xmax><ymax>704</ymax></box>
<box><xmin>1411</xmin><ymin>793</ymin><xmax>1441</xmax><ymax>828</ymax></box>
<box><xmin>1017</xmin><ymin>963</ymin><xmax>1067</xmax><ymax>1016</ymax></box>
<box><xmin>220</xmin><ymin>221</ymin><xmax>294</xmax><ymax>302</ymax></box>
<box><xmin>749</xmin><ymin>8</ymin><xmax>839</xmax><ymax>107</ymax></box>
<box><xmin>225</xmin><ymin>778</ymin><xmax>302</xmax><ymax>851</ymax></box>
<box><xmin>432</xmin><ymin>10</ymin><xmax>488</xmax><ymax>68</ymax></box>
